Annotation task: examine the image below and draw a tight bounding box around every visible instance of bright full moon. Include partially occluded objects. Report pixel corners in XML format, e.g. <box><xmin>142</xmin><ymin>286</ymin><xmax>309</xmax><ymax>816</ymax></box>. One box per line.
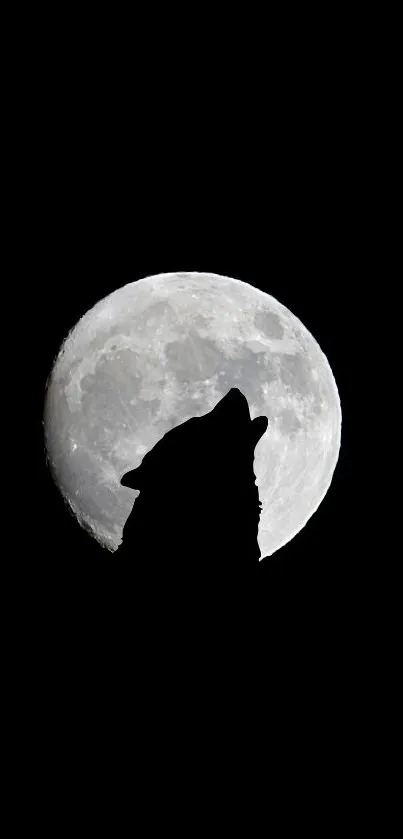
<box><xmin>43</xmin><ymin>272</ymin><xmax>341</xmax><ymax>559</ymax></box>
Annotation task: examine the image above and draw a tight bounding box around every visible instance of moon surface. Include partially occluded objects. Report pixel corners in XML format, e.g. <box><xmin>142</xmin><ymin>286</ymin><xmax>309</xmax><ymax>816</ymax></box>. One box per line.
<box><xmin>43</xmin><ymin>272</ymin><xmax>341</xmax><ymax>559</ymax></box>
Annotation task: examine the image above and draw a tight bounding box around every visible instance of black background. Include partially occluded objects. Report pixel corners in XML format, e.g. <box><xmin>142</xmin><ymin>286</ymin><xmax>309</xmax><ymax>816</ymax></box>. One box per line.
<box><xmin>8</xmin><ymin>9</ymin><xmax>389</xmax><ymax>823</ymax></box>
<box><xmin>10</xmin><ymin>30</ymin><xmax>376</xmax><ymax>825</ymax></box>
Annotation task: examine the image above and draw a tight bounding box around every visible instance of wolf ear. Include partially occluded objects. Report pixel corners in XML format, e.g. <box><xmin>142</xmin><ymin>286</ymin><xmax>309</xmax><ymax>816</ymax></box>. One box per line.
<box><xmin>251</xmin><ymin>415</ymin><xmax>268</xmax><ymax>447</ymax></box>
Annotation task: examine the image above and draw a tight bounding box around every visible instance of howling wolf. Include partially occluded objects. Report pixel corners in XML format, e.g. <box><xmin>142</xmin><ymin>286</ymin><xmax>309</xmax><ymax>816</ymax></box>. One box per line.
<box><xmin>117</xmin><ymin>388</ymin><xmax>268</xmax><ymax>604</ymax></box>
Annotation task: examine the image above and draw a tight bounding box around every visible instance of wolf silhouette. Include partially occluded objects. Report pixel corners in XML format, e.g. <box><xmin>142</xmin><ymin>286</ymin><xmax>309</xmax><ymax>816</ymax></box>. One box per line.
<box><xmin>117</xmin><ymin>388</ymin><xmax>268</xmax><ymax>608</ymax></box>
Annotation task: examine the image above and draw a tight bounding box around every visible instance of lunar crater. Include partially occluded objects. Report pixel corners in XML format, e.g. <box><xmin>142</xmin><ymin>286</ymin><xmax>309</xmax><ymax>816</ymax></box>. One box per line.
<box><xmin>254</xmin><ymin>308</ymin><xmax>285</xmax><ymax>339</ymax></box>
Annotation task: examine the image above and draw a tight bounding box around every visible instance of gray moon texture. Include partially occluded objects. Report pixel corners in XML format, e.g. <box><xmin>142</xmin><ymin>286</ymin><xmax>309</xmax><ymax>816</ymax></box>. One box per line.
<box><xmin>43</xmin><ymin>272</ymin><xmax>342</xmax><ymax>559</ymax></box>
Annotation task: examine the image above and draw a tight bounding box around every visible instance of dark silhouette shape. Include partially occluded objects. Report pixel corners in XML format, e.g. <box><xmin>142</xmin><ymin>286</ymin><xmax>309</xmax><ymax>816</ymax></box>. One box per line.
<box><xmin>117</xmin><ymin>388</ymin><xmax>268</xmax><ymax>612</ymax></box>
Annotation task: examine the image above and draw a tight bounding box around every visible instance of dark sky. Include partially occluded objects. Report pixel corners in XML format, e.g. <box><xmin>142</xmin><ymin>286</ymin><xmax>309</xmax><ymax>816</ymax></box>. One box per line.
<box><xmin>11</xmin><ymin>25</ymin><xmax>378</xmax><ymax>807</ymax></box>
<box><xmin>9</xmin><ymin>25</ymin><xmax>379</xmax><ymax>809</ymax></box>
<box><xmin>12</xmin><ymin>69</ymin><xmax>372</xmax><ymax>803</ymax></box>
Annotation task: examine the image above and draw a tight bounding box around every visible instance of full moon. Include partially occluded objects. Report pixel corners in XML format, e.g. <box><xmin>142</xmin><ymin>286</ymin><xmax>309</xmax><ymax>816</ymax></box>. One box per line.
<box><xmin>43</xmin><ymin>272</ymin><xmax>341</xmax><ymax>559</ymax></box>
